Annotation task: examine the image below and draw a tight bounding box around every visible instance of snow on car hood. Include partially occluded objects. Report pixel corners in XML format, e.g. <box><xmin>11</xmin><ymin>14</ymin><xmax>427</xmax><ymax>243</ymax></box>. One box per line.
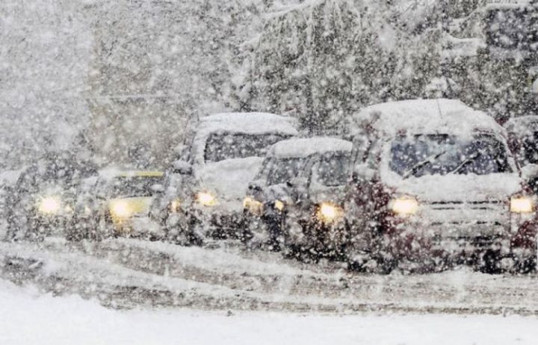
<box><xmin>383</xmin><ymin>172</ymin><xmax>524</xmax><ymax>203</ymax></box>
<box><xmin>196</xmin><ymin>157</ymin><xmax>264</xmax><ymax>209</ymax></box>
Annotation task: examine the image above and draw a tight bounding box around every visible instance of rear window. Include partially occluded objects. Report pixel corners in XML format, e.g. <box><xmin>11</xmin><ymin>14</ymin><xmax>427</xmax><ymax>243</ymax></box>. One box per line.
<box><xmin>107</xmin><ymin>176</ymin><xmax>164</xmax><ymax>198</ymax></box>
<box><xmin>315</xmin><ymin>153</ymin><xmax>351</xmax><ymax>187</ymax></box>
<box><xmin>204</xmin><ymin>133</ymin><xmax>290</xmax><ymax>163</ymax></box>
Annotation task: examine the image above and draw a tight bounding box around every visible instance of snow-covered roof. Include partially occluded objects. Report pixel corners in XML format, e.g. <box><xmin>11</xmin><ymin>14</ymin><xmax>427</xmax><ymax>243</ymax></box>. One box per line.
<box><xmin>197</xmin><ymin>112</ymin><xmax>298</xmax><ymax>136</ymax></box>
<box><xmin>0</xmin><ymin>169</ymin><xmax>23</xmax><ymax>185</ymax></box>
<box><xmin>351</xmin><ymin>99</ymin><xmax>502</xmax><ymax>138</ymax></box>
<box><xmin>269</xmin><ymin>137</ymin><xmax>352</xmax><ymax>158</ymax></box>
<box><xmin>485</xmin><ymin>0</ymin><xmax>533</xmax><ymax>9</ymax></box>
<box><xmin>504</xmin><ymin>115</ymin><xmax>538</xmax><ymax>135</ymax></box>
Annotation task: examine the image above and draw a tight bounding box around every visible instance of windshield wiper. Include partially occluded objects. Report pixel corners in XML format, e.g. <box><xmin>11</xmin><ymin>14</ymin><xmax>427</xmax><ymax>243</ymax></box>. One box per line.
<box><xmin>450</xmin><ymin>151</ymin><xmax>482</xmax><ymax>175</ymax></box>
<box><xmin>403</xmin><ymin>151</ymin><xmax>446</xmax><ymax>179</ymax></box>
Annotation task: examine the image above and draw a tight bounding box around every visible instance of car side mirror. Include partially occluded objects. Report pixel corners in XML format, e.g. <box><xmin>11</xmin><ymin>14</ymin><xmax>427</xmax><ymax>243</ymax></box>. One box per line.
<box><xmin>248</xmin><ymin>182</ymin><xmax>263</xmax><ymax>192</ymax></box>
<box><xmin>286</xmin><ymin>177</ymin><xmax>308</xmax><ymax>189</ymax></box>
<box><xmin>172</xmin><ymin>160</ymin><xmax>193</xmax><ymax>175</ymax></box>
<box><xmin>352</xmin><ymin>163</ymin><xmax>376</xmax><ymax>182</ymax></box>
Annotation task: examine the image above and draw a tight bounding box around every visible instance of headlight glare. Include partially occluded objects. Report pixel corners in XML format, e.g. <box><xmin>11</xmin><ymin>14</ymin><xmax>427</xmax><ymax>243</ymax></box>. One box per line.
<box><xmin>510</xmin><ymin>196</ymin><xmax>533</xmax><ymax>213</ymax></box>
<box><xmin>316</xmin><ymin>202</ymin><xmax>343</xmax><ymax>224</ymax></box>
<box><xmin>38</xmin><ymin>196</ymin><xmax>62</xmax><ymax>215</ymax></box>
<box><xmin>170</xmin><ymin>199</ymin><xmax>181</xmax><ymax>213</ymax></box>
<box><xmin>110</xmin><ymin>200</ymin><xmax>132</xmax><ymax>218</ymax></box>
<box><xmin>197</xmin><ymin>191</ymin><xmax>217</xmax><ymax>206</ymax></box>
<box><xmin>389</xmin><ymin>197</ymin><xmax>419</xmax><ymax>216</ymax></box>
<box><xmin>274</xmin><ymin>200</ymin><xmax>285</xmax><ymax>212</ymax></box>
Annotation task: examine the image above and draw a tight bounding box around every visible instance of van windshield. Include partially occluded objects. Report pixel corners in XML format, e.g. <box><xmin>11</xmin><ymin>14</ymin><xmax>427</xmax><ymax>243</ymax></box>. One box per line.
<box><xmin>259</xmin><ymin>157</ymin><xmax>307</xmax><ymax>186</ymax></box>
<box><xmin>108</xmin><ymin>176</ymin><xmax>164</xmax><ymax>198</ymax></box>
<box><xmin>390</xmin><ymin>134</ymin><xmax>511</xmax><ymax>178</ymax></box>
<box><xmin>204</xmin><ymin>133</ymin><xmax>290</xmax><ymax>163</ymax></box>
<box><xmin>316</xmin><ymin>152</ymin><xmax>351</xmax><ymax>186</ymax></box>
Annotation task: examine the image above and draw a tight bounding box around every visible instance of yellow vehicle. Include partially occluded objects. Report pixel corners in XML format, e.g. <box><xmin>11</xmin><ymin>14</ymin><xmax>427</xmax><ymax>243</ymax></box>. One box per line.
<box><xmin>70</xmin><ymin>169</ymin><xmax>166</xmax><ymax>240</ymax></box>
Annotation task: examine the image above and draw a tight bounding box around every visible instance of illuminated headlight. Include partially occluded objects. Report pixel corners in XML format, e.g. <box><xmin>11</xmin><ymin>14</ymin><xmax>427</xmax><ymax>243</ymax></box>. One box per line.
<box><xmin>510</xmin><ymin>196</ymin><xmax>534</xmax><ymax>214</ymax></box>
<box><xmin>110</xmin><ymin>200</ymin><xmax>133</xmax><ymax>218</ymax></box>
<box><xmin>274</xmin><ymin>200</ymin><xmax>285</xmax><ymax>212</ymax></box>
<box><xmin>170</xmin><ymin>199</ymin><xmax>181</xmax><ymax>213</ymax></box>
<box><xmin>38</xmin><ymin>196</ymin><xmax>62</xmax><ymax>215</ymax></box>
<box><xmin>243</xmin><ymin>196</ymin><xmax>263</xmax><ymax>215</ymax></box>
<box><xmin>316</xmin><ymin>202</ymin><xmax>343</xmax><ymax>224</ymax></box>
<box><xmin>389</xmin><ymin>197</ymin><xmax>419</xmax><ymax>216</ymax></box>
<box><xmin>196</xmin><ymin>191</ymin><xmax>217</xmax><ymax>207</ymax></box>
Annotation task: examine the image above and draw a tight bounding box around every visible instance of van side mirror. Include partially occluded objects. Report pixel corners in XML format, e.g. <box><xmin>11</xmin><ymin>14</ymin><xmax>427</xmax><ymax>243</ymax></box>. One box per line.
<box><xmin>172</xmin><ymin>160</ymin><xmax>193</xmax><ymax>175</ymax></box>
<box><xmin>286</xmin><ymin>177</ymin><xmax>308</xmax><ymax>189</ymax></box>
<box><xmin>352</xmin><ymin>163</ymin><xmax>376</xmax><ymax>182</ymax></box>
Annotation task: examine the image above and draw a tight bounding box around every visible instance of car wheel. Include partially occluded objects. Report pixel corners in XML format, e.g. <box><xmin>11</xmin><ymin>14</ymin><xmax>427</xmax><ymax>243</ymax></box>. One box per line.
<box><xmin>479</xmin><ymin>249</ymin><xmax>502</xmax><ymax>274</ymax></box>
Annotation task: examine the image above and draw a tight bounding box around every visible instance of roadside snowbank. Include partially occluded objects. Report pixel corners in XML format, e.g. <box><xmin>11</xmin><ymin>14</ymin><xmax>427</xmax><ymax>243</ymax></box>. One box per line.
<box><xmin>1</xmin><ymin>279</ymin><xmax>538</xmax><ymax>345</ymax></box>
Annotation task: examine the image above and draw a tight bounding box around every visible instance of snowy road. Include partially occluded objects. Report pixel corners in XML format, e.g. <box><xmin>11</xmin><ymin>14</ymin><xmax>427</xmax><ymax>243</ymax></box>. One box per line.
<box><xmin>1</xmin><ymin>238</ymin><xmax>538</xmax><ymax>315</ymax></box>
<box><xmin>2</xmin><ymin>278</ymin><xmax>538</xmax><ymax>345</ymax></box>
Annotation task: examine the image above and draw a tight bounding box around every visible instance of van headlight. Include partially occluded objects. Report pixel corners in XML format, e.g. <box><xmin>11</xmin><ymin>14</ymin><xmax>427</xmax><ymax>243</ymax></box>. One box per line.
<box><xmin>196</xmin><ymin>191</ymin><xmax>217</xmax><ymax>207</ymax></box>
<box><xmin>110</xmin><ymin>200</ymin><xmax>133</xmax><ymax>218</ymax></box>
<box><xmin>170</xmin><ymin>199</ymin><xmax>181</xmax><ymax>213</ymax></box>
<box><xmin>510</xmin><ymin>196</ymin><xmax>534</xmax><ymax>213</ymax></box>
<box><xmin>316</xmin><ymin>202</ymin><xmax>343</xmax><ymax>224</ymax></box>
<box><xmin>389</xmin><ymin>197</ymin><xmax>419</xmax><ymax>216</ymax></box>
<box><xmin>274</xmin><ymin>200</ymin><xmax>285</xmax><ymax>212</ymax></box>
<box><xmin>243</xmin><ymin>196</ymin><xmax>263</xmax><ymax>215</ymax></box>
<box><xmin>37</xmin><ymin>196</ymin><xmax>62</xmax><ymax>215</ymax></box>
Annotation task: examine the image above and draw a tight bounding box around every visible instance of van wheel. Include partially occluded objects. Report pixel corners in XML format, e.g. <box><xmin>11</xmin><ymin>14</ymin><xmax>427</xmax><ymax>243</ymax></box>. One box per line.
<box><xmin>479</xmin><ymin>250</ymin><xmax>502</xmax><ymax>274</ymax></box>
<box><xmin>513</xmin><ymin>255</ymin><xmax>536</xmax><ymax>274</ymax></box>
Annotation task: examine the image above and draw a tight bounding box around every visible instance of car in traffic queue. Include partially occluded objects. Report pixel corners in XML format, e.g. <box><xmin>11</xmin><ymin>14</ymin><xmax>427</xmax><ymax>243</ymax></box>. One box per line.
<box><xmin>504</xmin><ymin>115</ymin><xmax>538</xmax><ymax>194</ymax></box>
<box><xmin>340</xmin><ymin>99</ymin><xmax>537</xmax><ymax>273</ymax></box>
<box><xmin>69</xmin><ymin>169</ymin><xmax>166</xmax><ymax>240</ymax></box>
<box><xmin>6</xmin><ymin>152</ymin><xmax>97</xmax><ymax>241</ymax></box>
<box><xmin>242</xmin><ymin>137</ymin><xmax>352</xmax><ymax>256</ymax></box>
<box><xmin>163</xmin><ymin>112</ymin><xmax>298</xmax><ymax>242</ymax></box>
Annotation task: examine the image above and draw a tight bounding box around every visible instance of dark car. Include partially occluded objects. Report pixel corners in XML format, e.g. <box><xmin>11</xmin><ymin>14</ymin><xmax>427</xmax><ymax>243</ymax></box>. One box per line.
<box><xmin>6</xmin><ymin>152</ymin><xmax>97</xmax><ymax>241</ymax></box>
<box><xmin>242</xmin><ymin>137</ymin><xmax>352</xmax><ymax>255</ymax></box>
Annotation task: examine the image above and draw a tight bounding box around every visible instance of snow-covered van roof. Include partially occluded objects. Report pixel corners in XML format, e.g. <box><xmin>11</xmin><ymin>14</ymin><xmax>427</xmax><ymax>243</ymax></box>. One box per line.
<box><xmin>485</xmin><ymin>0</ymin><xmax>534</xmax><ymax>9</ymax></box>
<box><xmin>269</xmin><ymin>137</ymin><xmax>352</xmax><ymax>158</ymax></box>
<box><xmin>504</xmin><ymin>115</ymin><xmax>538</xmax><ymax>135</ymax></box>
<box><xmin>351</xmin><ymin>99</ymin><xmax>502</xmax><ymax>138</ymax></box>
<box><xmin>197</xmin><ymin>112</ymin><xmax>298</xmax><ymax>137</ymax></box>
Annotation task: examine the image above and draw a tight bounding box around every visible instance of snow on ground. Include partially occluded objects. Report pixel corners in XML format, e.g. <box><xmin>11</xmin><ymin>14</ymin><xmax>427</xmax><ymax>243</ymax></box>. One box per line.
<box><xmin>1</xmin><ymin>279</ymin><xmax>538</xmax><ymax>345</ymax></box>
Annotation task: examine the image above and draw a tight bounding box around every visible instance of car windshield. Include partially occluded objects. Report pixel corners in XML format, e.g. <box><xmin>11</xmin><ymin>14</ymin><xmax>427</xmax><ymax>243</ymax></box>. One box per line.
<box><xmin>260</xmin><ymin>157</ymin><xmax>306</xmax><ymax>185</ymax></box>
<box><xmin>108</xmin><ymin>176</ymin><xmax>164</xmax><ymax>198</ymax></box>
<box><xmin>390</xmin><ymin>134</ymin><xmax>511</xmax><ymax>178</ymax></box>
<box><xmin>204</xmin><ymin>132</ymin><xmax>290</xmax><ymax>163</ymax></box>
<box><xmin>518</xmin><ymin>132</ymin><xmax>538</xmax><ymax>166</ymax></box>
<box><xmin>316</xmin><ymin>152</ymin><xmax>351</xmax><ymax>187</ymax></box>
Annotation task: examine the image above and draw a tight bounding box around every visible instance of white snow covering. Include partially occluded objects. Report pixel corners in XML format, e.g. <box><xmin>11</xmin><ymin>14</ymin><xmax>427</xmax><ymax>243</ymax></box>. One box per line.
<box><xmin>197</xmin><ymin>156</ymin><xmax>265</xmax><ymax>207</ymax></box>
<box><xmin>198</xmin><ymin>112</ymin><xmax>299</xmax><ymax>137</ymax></box>
<box><xmin>269</xmin><ymin>137</ymin><xmax>352</xmax><ymax>158</ymax></box>
<box><xmin>352</xmin><ymin>99</ymin><xmax>503</xmax><ymax>138</ymax></box>
<box><xmin>382</xmin><ymin>171</ymin><xmax>523</xmax><ymax>203</ymax></box>
<box><xmin>0</xmin><ymin>169</ymin><xmax>22</xmax><ymax>186</ymax></box>
<box><xmin>504</xmin><ymin>115</ymin><xmax>538</xmax><ymax>136</ymax></box>
<box><xmin>2</xmin><ymin>279</ymin><xmax>538</xmax><ymax>345</ymax></box>
<box><xmin>485</xmin><ymin>0</ymin><xmax>532</xmax><ymax>9</ymax></box>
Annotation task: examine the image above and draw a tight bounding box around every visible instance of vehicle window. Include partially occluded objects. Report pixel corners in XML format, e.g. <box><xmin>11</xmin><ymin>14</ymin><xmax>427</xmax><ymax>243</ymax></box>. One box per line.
<box><xmin>316</xmin><ymin>152</ymin><xmax>351</xmax><ymax>187</ymax></box>
<box><xmin>518</xmin><ymin>132</ymin><xmax>538</xmax><ymax>166</ymax></box>
<box><xmin>390</xmin><ymin>134</ymin><xmax>511</xmax><ymax>178</ymax></box>
<box><xmin>108</xmin><ymin>176</ymin><xmax>164</xmax><ymax>198</ymax></box>
<box><xmin>204</xmin><ymin>133</ymin><xmax>291</xmax><ymax>163</ymax></box>
<box><xmin>266</xmin><ymin>157</ymin><xmax>307</xmax><ymax>185</ymax></box>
